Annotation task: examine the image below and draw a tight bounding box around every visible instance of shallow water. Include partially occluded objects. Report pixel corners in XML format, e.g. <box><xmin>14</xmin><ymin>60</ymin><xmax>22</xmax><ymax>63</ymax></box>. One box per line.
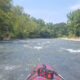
<box><xmin>0</xmin><ymin>39</ymin><xmax>80</xmax><ymax>80</ymax></box>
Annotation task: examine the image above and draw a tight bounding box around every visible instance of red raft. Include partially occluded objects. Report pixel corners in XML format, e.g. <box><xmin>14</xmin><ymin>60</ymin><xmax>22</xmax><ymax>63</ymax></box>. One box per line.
<box><xmin>27</xmin><ymin>64</ymin><xmax>64</xmax><ymax>80</ymax></box>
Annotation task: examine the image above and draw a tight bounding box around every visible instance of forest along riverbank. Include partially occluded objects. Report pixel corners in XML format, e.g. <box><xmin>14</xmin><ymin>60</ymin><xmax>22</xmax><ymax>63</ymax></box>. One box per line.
<box><xmin>0</xmin><ymin>0</ymin><xmax>80</xmax><ymax>41</ymax></box>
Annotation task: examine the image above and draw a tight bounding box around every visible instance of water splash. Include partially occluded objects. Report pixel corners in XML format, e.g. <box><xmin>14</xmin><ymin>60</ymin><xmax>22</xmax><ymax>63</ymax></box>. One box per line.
<box><xmin>33</xmin><ymin>46</ymin><xmax>43</xmax><ymax>50</ymax></box>
<box><xmin>66</xmin><ymin>49</ymin><xmax>80</xmax><ymax>53</ymax></box>
<box><xmin>4</xmin><ymin>65</ymin><xmax>20</xmax><ymax>71</ymax></box>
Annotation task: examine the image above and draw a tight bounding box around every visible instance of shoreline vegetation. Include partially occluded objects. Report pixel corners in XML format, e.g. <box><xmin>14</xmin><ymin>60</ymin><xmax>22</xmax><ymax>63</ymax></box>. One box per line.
<box><xmin>0</xmin><ymin>37</ymin><xmax>80</xmax><ymax>42</ymax></box>
<box><xmin>0</xmin><ymin>0</ymin><xmax>80</xmax><ymax>41</ymax></box>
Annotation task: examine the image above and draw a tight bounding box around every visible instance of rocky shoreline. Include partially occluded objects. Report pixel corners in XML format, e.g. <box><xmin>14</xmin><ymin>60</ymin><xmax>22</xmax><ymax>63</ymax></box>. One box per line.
<box><xmin>60</xmin><ymin>38</ymin><xmax>80</xmax><ymax>41</ymax></box>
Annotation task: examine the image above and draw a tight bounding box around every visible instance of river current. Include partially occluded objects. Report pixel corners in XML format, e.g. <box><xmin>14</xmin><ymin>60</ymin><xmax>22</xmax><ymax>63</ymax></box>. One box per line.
<box><xmin>0</xmin><ymin>39</ymin><xmax>80</xmax><ymax>80</ymax></box>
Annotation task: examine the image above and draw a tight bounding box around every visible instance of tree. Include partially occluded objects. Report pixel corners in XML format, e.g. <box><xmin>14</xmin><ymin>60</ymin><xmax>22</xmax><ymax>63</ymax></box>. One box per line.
<box><xmin>0</xmin><ymin>0</ymin><xmax>12</xmax><ymax>12</ymax></box>
<box><xmin>67</xmin><ymin>9</ymin><xmax>80</xmax><ymax>37</ymax></box>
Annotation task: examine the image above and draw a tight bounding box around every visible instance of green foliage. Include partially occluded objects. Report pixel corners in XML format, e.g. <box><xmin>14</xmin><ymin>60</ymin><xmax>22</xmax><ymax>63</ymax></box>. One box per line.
<box><xmin>0</xmin><ymin>0</ymin><xmax>80</xmax><ymax>40</ymax></box>
<box><xmin>0</xmin><ymin>0</ymin><xmax>12</xmax><ymax>12</ymax></box>
<box><xmin>67</xmin><ymin>9</ymin><xmax>80</xmax><ymax>37</ymax></box>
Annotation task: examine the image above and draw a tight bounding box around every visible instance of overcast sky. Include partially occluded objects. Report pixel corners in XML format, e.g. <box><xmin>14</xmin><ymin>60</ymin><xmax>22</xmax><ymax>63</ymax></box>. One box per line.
<box><xmin>13</xmin><ymin>0</ymin><xmax>80</xmax><ymax>23</ymax></box>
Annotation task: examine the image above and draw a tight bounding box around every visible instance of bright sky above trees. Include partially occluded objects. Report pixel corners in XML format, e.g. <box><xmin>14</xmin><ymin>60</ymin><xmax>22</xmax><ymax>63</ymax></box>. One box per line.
<box><xmin>13</xmin><ymin>0</ymin><xmax>80</xmax><ymax>23</ymax></box>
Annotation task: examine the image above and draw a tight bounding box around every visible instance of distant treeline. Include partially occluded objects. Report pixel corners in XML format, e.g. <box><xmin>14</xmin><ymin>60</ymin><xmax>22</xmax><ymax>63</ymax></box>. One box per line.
<box><xmin>0</xmin><ymin>0</ymin><xmax>80</xmax><ymax>40</ymax></box>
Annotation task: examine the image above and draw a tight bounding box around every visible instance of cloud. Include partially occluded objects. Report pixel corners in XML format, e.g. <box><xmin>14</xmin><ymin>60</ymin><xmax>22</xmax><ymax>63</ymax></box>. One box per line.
<box><xmin>70</xmin><ymin>4</ymin><xmax>80</xmax><ymax>10</ymax></box>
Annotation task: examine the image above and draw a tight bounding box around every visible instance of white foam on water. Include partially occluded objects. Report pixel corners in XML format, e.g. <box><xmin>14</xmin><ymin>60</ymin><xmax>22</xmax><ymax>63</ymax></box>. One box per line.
<box><xmin>33</xmin><ymin>46</ymin><xmax>43</xmax><ymax>50</ymax></box>
<box><xmin>66</xmin><ymin>49</ymin><xmax>80</xmax><ymax>53</ymax></box>
<box><xmin>5</xmin><ymin>66</ymin><xmax>16</xmax><ymax>70</ymax></box>
<box><xmin>4</xmin><ymin>65</ymin><xmax>20</xmax><ymax>71</ymax></box>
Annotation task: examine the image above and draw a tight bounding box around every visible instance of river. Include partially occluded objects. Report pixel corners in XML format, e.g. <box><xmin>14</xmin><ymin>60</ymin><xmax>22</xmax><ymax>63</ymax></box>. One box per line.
<box><xmin>0</xmin><ymin>39</ymin><xmax>80</xmax><ymax>80</ymax></box>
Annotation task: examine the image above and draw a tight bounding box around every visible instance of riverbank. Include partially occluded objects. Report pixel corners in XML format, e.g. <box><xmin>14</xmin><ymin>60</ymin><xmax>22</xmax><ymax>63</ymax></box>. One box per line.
<box><xmin>60</xmin><ymin>38</ymin><xmax>80</xmax><ymax>41</ymax></box>
<box><xmin>0</xmin><ymin>37</ymin><xmax>80</xmax><ymax>41</ymax></box>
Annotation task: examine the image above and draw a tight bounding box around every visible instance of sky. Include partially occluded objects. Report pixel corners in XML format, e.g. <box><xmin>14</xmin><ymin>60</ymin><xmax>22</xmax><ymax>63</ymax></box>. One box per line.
<box><xmin>13</xmin><ymin>0</ymin><xmax>80</xmax><ymax>23</ymax></box>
